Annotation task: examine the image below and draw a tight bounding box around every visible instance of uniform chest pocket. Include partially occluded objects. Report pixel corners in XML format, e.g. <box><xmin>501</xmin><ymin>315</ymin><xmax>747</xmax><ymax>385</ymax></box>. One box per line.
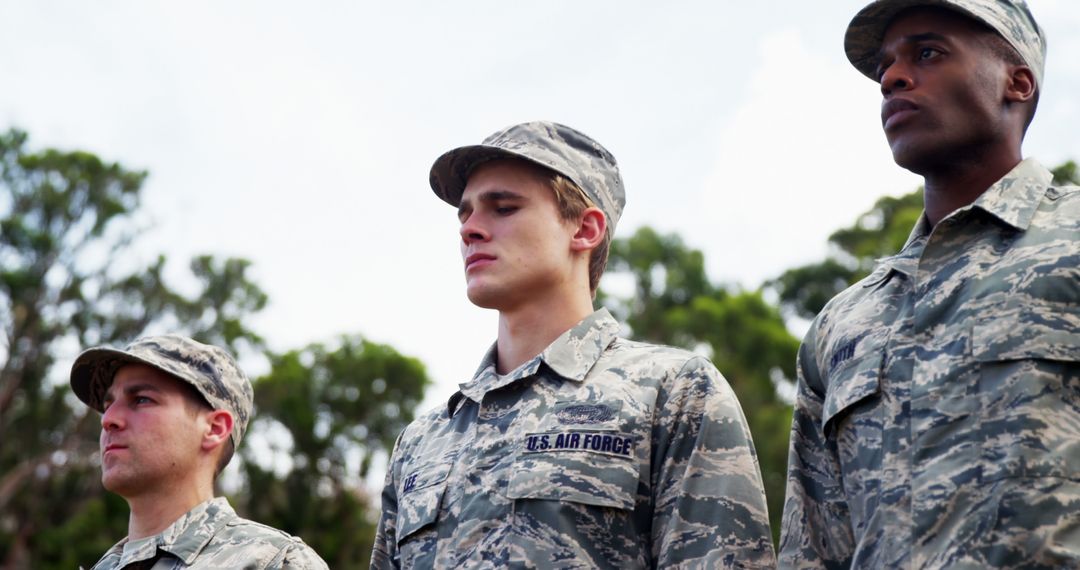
<box><xmin>822</xmin><ymin>347</ymin><xmax>884</xmax><ymax>440</ymax></box>
<box><xmin>973</xmin><ymin>308</ymin><xmax>1080</xmax><ymax>482</ymax></box>
<box><xmin>396</xmin><ymin>461</ymin><xmax>452</xmax><ymax>545</ymax></box>
<box><xmin>821</xmin><ymin>344</ymin><xmax>886</xmax><ymax>523</ymax></box>
<box><xmin>506</xmin><ymin>430</ymin><xmax>639</xmax><ymax>510</ymax></box>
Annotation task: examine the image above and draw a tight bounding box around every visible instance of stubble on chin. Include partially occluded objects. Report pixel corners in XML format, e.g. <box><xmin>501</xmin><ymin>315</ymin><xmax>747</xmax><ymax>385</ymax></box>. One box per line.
<box><xmin>101</xmin><ymin>467</ymin><xmax>128</xmax><ymax>495</ymax></box>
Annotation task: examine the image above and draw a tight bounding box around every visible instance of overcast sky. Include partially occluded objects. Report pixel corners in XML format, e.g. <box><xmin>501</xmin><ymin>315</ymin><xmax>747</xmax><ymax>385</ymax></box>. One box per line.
<box><xmin>4</xmin><ymin>0</ymin><xmax>1079</xmax><ymax>413</ymax></box>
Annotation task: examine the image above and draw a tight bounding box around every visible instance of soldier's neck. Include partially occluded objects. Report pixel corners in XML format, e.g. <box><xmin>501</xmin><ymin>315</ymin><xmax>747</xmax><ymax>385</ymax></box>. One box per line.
<box><xmin>495</xmin><ymin>293</ymin><xmax>595</xmax><ymax>375</ymax></box>
<box><xmin>921</xmin><ymin>147</ymin><xmax>1021</xmax><ymax>227</ymax></box>
<box><xmin>125</xmin><ymin>480</ymin><xmax>214</xmax><ymax>540</ymax></box>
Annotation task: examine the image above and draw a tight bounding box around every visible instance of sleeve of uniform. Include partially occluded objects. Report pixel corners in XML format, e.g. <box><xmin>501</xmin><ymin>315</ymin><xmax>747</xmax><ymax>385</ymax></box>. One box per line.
<box><xmin>280</xmin><ymin>542</ymin><xmax>330</xmax><ymax>570</ymax></box>
<box><xmin>651</xmin><ymin>355</ymin><xmax>776</xmax><ymax>568</ymax></box>
<box><xmin>778</xmin><ymin>325</ymin><xmax>855</xmax><ymax>568</ymax></box>
<box><xmin>370</xmin><ymin>430</ymin><xmax>406</xmax><ymax>569</ymax></box>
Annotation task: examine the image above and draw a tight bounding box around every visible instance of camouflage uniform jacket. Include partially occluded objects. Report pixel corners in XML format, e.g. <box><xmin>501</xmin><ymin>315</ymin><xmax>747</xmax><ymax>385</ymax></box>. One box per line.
<box><xmin>779</xmin><ymin>159</ymin><xmax>1080</xmax><ymax>569</ymax></box>
<box><xmin>87</xmin><ymin>497</ymin><xmax>328</xmax><ymax>570</ymax></box>
<box><xmin>372</xmin><ymin>308</ymin><xmax>775</xmax><ymax>569</ymax></box>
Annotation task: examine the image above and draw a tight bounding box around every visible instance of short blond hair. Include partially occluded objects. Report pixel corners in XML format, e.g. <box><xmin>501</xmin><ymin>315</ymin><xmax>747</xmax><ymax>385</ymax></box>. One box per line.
<box><xmin>547</xmin><ymin>174</ymin><xmax>610</xmax><ymax>295</ymax></box>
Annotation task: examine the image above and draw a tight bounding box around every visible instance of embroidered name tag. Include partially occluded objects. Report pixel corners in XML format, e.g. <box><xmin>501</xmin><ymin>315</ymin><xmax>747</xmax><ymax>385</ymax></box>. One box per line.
<box><xmin>523</xmin><ymin>431</ymin><xmax>635</xmax><ymax>457</ymax></box>
<box><xmin>400</xmin><ymin>462</ymin><xmax>451</xmax><ymax>496</ymax></box>
<box><xmin>402</xmin><ymin>472</ymin><xmax>420</xmax><ymax>494</ymax></box>
<box><xmin>829</xmin><ymin>332</ymin><xmax>870</xmax><ymax>372</ymax></box>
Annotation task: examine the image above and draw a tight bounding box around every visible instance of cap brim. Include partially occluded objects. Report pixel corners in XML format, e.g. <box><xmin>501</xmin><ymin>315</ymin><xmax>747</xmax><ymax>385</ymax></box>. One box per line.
<box><xmin>845</xmin><ymin>0</ymin><xmax>980</xmax><ymax>80</ymax></box>
<box><xmin>70</xmin><ymin>347</ymin><xmax>171</xmax><ymax>412</ymax></box>
<box><xmin>429</xmin><ymin>144</ymin><xmax>566</xmax><ymax>207</ymax></box>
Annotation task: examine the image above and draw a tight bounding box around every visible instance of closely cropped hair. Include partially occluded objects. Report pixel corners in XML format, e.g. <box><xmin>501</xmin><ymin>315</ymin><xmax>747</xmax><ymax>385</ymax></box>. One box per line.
<box><xmin>547</xmin><ymin>174</ymin><xmax>610</xmax><ymax>295</ymax></box>
<box><xmin>181</xmin><ymin>383</ymin><xmax>236</xmax><ymax>478</ymax></box>
<box><xmin>215</xmin><ymin>441</ymin><xmax>235</xmax><ymax>478</ymax></box>
<box><xmin>981</xmin><ymin>29</ymin><xmax>1039</xmax><ymax>132</ymax></box>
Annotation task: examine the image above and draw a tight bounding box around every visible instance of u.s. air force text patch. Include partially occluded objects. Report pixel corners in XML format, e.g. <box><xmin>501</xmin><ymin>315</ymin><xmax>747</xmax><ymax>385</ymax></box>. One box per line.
<box><xmin>523</xmin><ymin>431</ymin><xmax>636</xmax><ymax>458</ymax></box>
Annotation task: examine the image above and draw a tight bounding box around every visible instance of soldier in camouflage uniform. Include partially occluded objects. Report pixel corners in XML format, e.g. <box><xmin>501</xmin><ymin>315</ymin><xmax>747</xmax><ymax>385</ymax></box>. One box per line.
<box><xmin>371</xmin><ymin>121</ymin><xmax>775</xmax><ymax>568</ymax></box>
<box><xmin>70</xmin><ymin>335</ymin><xmax>328</xmax><ymax>569</ymax></box>
<box><xmin>780</xmin><ymin>1</ymin><xmax>1079</xmax><ymax>568</ymax></box>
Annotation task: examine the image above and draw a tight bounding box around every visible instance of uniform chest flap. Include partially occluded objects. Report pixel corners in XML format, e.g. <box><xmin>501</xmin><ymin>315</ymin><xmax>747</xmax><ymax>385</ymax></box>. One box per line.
<box><xmin>395</xmin><ymin>461</ymin><xmax>452</xmax><ymax>545</ymax></box>
<box><xmin>972</xmin><ymin>306</ymin><xmax>1080</xmax><ymax>482</ymax></box>
<box><xmin>972</xmin><ymin>306</ymin><xmax>1080</xmax><ymax>363</ymax></box>
<box><xmin>822</xmin><ymin>337</ymin><xmax>886</xmax><ymax>438</ymax></box>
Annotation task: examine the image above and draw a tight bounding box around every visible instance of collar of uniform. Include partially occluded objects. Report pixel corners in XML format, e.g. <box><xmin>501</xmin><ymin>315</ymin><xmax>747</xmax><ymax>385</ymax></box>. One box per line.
<box><xmin>970</xmin><ymin>158</ymin><xmax>1053</xmax><ymax>231</ymax></box>
<box><xmin>91</xmin><ymin>539</ymin><xmax>126</xmax><ymax>569</ymax></box>
<box><xmin>112</xmin><ymin>534</ymin><xmax>156</xmax><ymax>569</ymax></box>
<box><xmin>453</xmin><ymin>308</ymin><xmax>619</xmax><ymax>409</ymax></box>
<box><xmin>158</xmin><ymin>497</ymin><xmax>235</xmax><ymax>563</ymax></box>
<box><xmin>114</xmin><ymin>497</ymin><xmax>235</xmax><ymax>566</ymax></box>
<box><xmin>872</xmin><ymin>158</ymin><xmax>1051</xmax><ymax>280</ymax></box>
<box><xmin>540</xmin><ymin>308</ymin><xmax>619</xmax><ymax>380</ymax></box>
<box><xmin>872</xmin><ymin>216</ymin><xmax>931</xmax><ymax>282</ymax></box>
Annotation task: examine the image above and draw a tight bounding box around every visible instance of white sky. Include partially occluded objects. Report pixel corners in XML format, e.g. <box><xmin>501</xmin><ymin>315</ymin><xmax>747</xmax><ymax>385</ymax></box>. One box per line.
<box><xmin>4</xmin><ymin>0</ymin><xmax>1079</xmax><ymax>415</ymax></box>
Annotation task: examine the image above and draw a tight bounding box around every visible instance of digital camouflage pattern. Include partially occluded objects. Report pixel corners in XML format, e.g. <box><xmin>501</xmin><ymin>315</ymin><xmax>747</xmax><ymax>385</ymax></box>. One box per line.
<box><xmin>86</xmin><ymin>497</ymin><xmax>328</xmax><ymax>570</ymax></box>
<box><xmin>779</xmin><ymin>159</ymin><xmax>1080</xmax><ymax>568</ymax></box>
<box><xmin>845</xmin><ymin>0</ymin><xmax>1046</xmax><ymax>87</ymax></box>
<box><xmin>429</xmin><ymin>121</ymin><xmax>626</xmax><ymax>237</ymax></box>
<box><xmin>372</xmin><ymin>309</ymin><xmax>775</xmax><ymax>569</ymax></box>
<box><xmin>71</xmin><ymin>335</ymin><xmax>254</xmax><ymax>447</ymax></box>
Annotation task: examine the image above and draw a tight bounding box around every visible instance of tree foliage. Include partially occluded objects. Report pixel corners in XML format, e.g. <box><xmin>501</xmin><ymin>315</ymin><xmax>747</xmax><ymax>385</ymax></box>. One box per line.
<box><xmin>773</xmin><ymin>160</ymin><xmax>1080</xmax><ymax>322</ymax></box>
<box><xmin>238</xmin><ymin>337</ymin><xmax>429</xmax><ymax>570</ymax></box>
<box><xmin>0</xmin><ymin>129</ymin><xmax>268</xmax><ymax>568</ymax></box>
<box><xmin>1051</xmin><ymin>160</ymin><xmax>1079</xmax><ymax>186</ymax></box>
<box><xmin>1</xmin><ymin>128</ymin><xmax>430</xmax><ymax>570</ymax></box>
<box><xmin>769</xmin><ymin>191</ymin><xmax>922</xmax><ymax>320</ymax></box>
<box><xmin>601</xmin><ymin>226</ymin><xmax>799</xmax><ymax>542</ymax></box>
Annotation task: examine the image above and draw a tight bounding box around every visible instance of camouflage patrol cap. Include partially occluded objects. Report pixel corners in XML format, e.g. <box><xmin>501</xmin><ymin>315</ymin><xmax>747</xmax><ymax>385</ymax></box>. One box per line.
<box><xmin>70</xmin><ymin>335</ymin><xmax>253</xmax><ymax>447</ymax></box>
<box><xmin>429</xmin><ymin>121</ymin><xmax>625</xmax><ymax>236</ymax></box>
<box><xmin>845</xmin><ymin>0</ymin><xmax>1046</xmax><ymax>87</ymax></box>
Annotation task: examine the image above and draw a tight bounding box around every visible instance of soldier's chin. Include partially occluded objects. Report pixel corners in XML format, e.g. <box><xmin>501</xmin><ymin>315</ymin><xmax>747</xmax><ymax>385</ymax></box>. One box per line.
<box><xmin>466</xmin><ymin>284</ymin><xmax>506</xmax><ymax>310</ymax></box>
<box><xmin>101</xmin><ymin>469</ymin><xmax>136</xmax><ymax>496</ymax></box>
<box><xmin>889</xmin><ymin>140</ymin><xmax>935</xmax><ymax>175</ymax></box>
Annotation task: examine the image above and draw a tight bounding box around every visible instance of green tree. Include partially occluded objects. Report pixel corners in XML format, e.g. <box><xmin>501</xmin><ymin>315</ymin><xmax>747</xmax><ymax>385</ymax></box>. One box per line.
<box><xmin>600</xmin><ymin>226</ymin><xmax>799</xmax><ymax>542</ymax></box>
<box><xmin>770</xmin><ymin>191</ymin><xmax>922</xmax><ymax>320</ymax></box>
<box><xmin>771</xmin><ymin>159</ymin><xmax>1080</xmax><ymax>320</ymax></box>
<box><xmin>0</xmin><ymin>128</ymin><xmax>267</xmax><ymax>569</ymax></box>
<box><xmin>238</xmin><ymin>336</ymin><xmax>430</xmax><ymax>569</ymax></box>
<box><xmin>1051</xmin><ymin>160</ymin><xmax>1079</xmax><ymax>186</ymax></box>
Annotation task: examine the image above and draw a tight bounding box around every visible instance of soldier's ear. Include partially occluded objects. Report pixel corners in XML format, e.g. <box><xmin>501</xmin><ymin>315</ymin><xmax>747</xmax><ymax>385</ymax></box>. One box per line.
<box><xmin>570</xmin><ymin>207</ymin><xmax>606</xmax><ymax>253</ymax></box>
<box><xmin>1004</xmin><ymin>65</ymin><xmax>1036</xmax><ymax>105</ymax></box>
<box><xmin>201</xmin><ymin>409</ymin><xmax>234</xmax><ymax>452</ymax></box>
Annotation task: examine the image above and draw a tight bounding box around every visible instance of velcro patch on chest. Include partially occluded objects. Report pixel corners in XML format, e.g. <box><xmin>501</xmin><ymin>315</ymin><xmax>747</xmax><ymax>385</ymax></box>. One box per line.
<box><xmin>556</xmin><ymin>403</ymin><xmax>617</xmax><ymax>424</ymax></box>
<box><xmin>523</xmin><ymin>431</ymin><xmax>636</xmax><ymax>458</ymax></box>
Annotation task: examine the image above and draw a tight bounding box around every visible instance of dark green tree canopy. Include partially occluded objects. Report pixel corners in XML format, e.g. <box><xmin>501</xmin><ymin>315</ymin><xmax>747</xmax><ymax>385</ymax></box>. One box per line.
<box><xmin>240</xmin><ymin>337</ymin><xmax>429</xmax><ymax>568</ymax></box>
<box><xmin>602</xmin><ymin>226</ymin><xmax>798</xmax><ymax>542</ymax></box>
<box><xmin>2</xmin><ymin>128</ymin><xmax>430</xmax><ymax>570</ymax></box>
<box><xmin>771</xmin><ymin>159</ymin><xmax>1080</xmax><ymax>321</ymax></box>
<box><xmin>1</xmin><ymin>129</ymin><xmax>264</xmax><ymax>568</ymax></box>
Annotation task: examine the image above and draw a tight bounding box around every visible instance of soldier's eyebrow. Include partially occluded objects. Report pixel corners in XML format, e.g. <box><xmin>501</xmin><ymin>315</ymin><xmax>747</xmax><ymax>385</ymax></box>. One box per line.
<box><xmin>903</xmin><ymin>31</ymin><xmax>948</xmax><ymax>42</ymax></box>
<box><xmin>124</xmin><ymin>383</ymin><xmax>163</xmax><ymax>396</ymax></box>
<box><xmin>876</xmin><ymin>31</ymin><xmax>950</xmax><ymax>61</ymax></box>
<box><xmin>103</xmin><ymin>382</ymin><xmax>163</xmax><ymax>405</ymax></box>
<box><xmin>457</xmin><ymin>190</ymin><xmax>526</xmax><ymax>220</ymax></box>
<box><xmin>478</xmin><ymin>190</ymin><xmax>525</xmax><ymax>203</ymax></box>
